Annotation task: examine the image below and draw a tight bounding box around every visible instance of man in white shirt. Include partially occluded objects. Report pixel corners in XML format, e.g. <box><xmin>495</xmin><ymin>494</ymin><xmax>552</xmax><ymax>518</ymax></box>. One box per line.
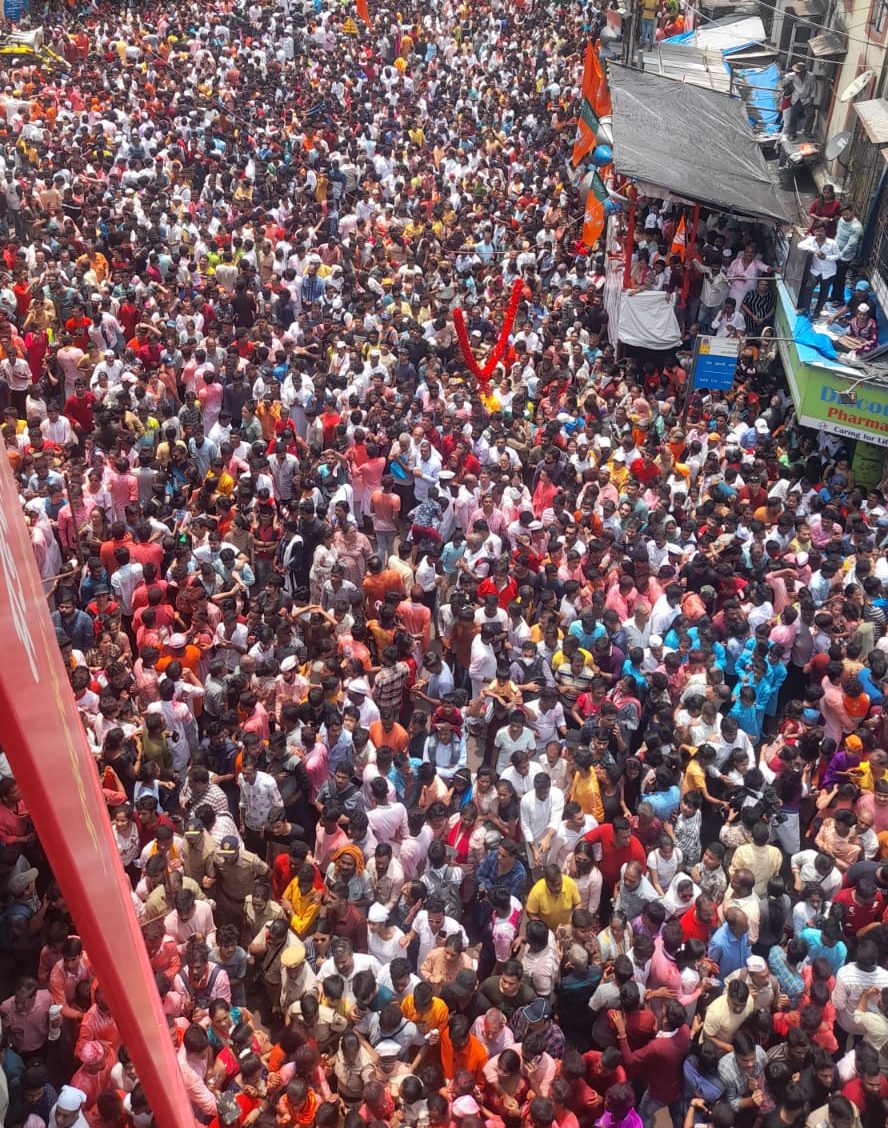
<box><xmin>650</xmin><ymin>585</ymin><xmax>682</xmax><ymax>637</ymax></box>
<box><xmin>522</xmin><ymin>689</ymin><xmax>568</xmax><ymax>755</ymax></box>
<box><xmin>798</xmin><ymin>222</ymin><xmax>840</xmax><ymax>318</ymax></box>
<box><xmin>546</xmin><ymin>804</ymin><xmax>599</xmax><ymax>868</ymax></box>
<box><xmin>520</xmin><ymin>773</ymin><xmax>565</xmax><ymax>873</ymax></box>
<box><xmin>711</xmin><ymin>298</ymin><xmax>746</xmax><ymax>339</ymax></box>
<box><xmin>407</xmin><ymin>903</ymin><xmax>469</xmax><ymax>967</ymax></box>
<box><xmin>0</xmin><ymin>344</ymin><xmax>32</xmax><ymax>416</ymax></box>
<box><xmin>317</xmin><ymin>939</ymin><xmax>382</xmax><ymax>1005</ymax></box>
<box><xmin>41</xmin><ymin>405</ymin><xmax>74</xmax><ymax>446</ymax></box>
<box><xmin>469</xmin><ymin>622</ymin><xmax>501</xmax><ymax>700</ymax></box>
<box><xmin>366</xmin><ymin>777</ymin><xmax>410</xmax><ymax>853</ymax></box>
<box><xmin>494</xmin><ymin>711</ymin><xmax>537</xmax><ymax>775</ymax></box>
<box><xmin>833</xmin><ymin>940</ymin><xmax>888</xmax><ymax>1034</ymax></box>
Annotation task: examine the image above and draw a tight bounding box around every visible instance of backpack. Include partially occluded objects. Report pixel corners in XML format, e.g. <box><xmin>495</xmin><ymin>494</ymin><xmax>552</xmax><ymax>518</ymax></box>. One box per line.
<box><xmin>180</xmin><ymin>964</ymin><xmax>223</xmax><ymax>1010</ymax></box>
<box><xmin>0</xmin><ymin>901</ymin><xmax>32</xmax><ymax>953</ymax></box>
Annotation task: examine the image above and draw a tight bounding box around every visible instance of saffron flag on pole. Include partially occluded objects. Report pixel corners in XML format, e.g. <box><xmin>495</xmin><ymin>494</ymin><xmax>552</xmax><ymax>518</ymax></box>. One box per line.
<box><xmin>356</xmin><ymin>0</ymin><xmax>371</xmax><ymax>27</ymax></box>
<box><xmin>571</xmin><ymin>99</ymin><xmax>599</xmax><ymax>168</ymax></box>
<box><xmin>671</xmin><ymin>214</ymin><xmax>687</xmax><ymax>260</ymax></box>
<box><xmin>581</xmin><ymin>42</ymin><xmax>597</xmax><ymax>103</ymax></box>
<box><xmin>581</xmin><ymin>168</ymin><xmax>608</xmax><ymax>248</ymax></box>
<box><xmin>586</xmin><ymin>40</ymin><xmax>613</xmax><ymax>118</ymax></box>
<box><xmin>0</xmin><ymin>457</ymin><xmax>195</xmax><ymax>1128</ymax></box>
<box><xmin>582</xmin><ymin>197</ymin><xmax>605</xmax><ymax>248</ymax></box>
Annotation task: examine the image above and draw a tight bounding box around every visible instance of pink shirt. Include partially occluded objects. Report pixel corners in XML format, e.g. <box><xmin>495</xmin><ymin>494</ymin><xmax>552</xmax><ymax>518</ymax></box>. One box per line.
<box><xmin>106</xmin><ymin>469</ymin><xmax>139</xmax><ymax>521</ymax></box>
<box><xmin>367</xmin><ymin>802</ymin><xmax>410</xmax><ymax>854</ymax></box>
<box><xmin>164</xmin><ymin>901</ymin><xmax>217</xmax><ymax>954</ymax></box>
<box><xmin>303</xmin><ymin>742</ymin><xmax>329</xmax><ymax>803</ymax></box>
<box><xmin>177</xmin><ymin>1047</ymin><xmax>217</xmax><ymax>1117</ymax></box>
<box><xmin>0</xmin><ymin>989</ymin><xmax>52</xmax><ymax>1052</ymax></box>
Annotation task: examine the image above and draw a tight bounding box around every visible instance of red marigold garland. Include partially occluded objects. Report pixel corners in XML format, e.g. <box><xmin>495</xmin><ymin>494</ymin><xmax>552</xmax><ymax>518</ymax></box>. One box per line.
<box><xmin>452</xmin><ymin>277</ymin><xmax>523</xmax><ymax>383</ymax></box>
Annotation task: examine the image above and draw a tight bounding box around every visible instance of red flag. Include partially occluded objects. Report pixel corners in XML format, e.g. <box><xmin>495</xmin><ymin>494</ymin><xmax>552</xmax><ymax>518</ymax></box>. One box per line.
<box><xmin>356</xmin><ymin>0</ymin><xmax>371</xmax><ymax>27</ymax></box>
<box><xmin>0</xmin><ymin>459</ymin><xmax>194</xmax><ymax>1128</ymax></box>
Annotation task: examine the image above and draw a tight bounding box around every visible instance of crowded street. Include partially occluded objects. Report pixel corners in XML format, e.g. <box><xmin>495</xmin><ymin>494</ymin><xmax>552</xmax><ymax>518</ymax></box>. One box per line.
<box><xmin>1</xmin><ymin>0</ymin><xmax>888</xmax><ymax>1125</ymax></box>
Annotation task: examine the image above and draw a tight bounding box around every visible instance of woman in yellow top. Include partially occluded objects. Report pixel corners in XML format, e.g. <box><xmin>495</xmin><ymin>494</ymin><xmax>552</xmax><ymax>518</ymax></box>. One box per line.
<box><xmin>282</xmin><ymin>863</ymin><xmax>323</xmax><ymax>939</ymax></box>
<box><xmin>568</xmin><ymin>748</ymin><xmax>605</xmax><ymax>822</ymax></box>
<box><xmin>680</xmin><ymin>743</ymin><xmax>728</xmax><ymax>810</ymax></box>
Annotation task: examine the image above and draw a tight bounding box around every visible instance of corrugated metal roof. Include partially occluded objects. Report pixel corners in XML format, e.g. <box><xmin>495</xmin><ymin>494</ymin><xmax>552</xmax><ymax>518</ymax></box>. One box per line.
<box><xmin>855</xmin><ymin>99</ymin><xmax>888</xmax><ymax>146</ymax></box>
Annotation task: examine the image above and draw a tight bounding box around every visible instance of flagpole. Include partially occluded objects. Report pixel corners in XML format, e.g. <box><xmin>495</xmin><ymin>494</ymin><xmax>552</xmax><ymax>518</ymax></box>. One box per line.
<box><xmin>680</xmin><ymin>203</ymin><xmax>700</xmax><ymax>305</ymax></box>
<box><xmin>623</xmin><ymin>199</ymin><xmax>636</xmax><ymax>290</ymax></box>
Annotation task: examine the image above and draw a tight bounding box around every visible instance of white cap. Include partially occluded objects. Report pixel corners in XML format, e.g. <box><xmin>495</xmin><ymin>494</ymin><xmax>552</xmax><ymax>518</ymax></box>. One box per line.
<box><xmin>368</xmin><ymin>902</ymin><xmax>389</xmax><ymax>923</ymax></box>
<box><xmin>746</xmin><ymin>955</ymin><xmax>767</xmax><ymax>973</ymax></box>
<box><xmin>649</xmin><ymin>635</ymin><xmax>664</xmax><ymax>647</ymax></box>
<box><xmin>375</xmin><ymin>1039</ymin><xmax>402</xmax><ymax>1058</ymax></box>
<box><xmin>348</xmin><ymin>677</ymin><xmax>371</xmax><ymax>696</ymax></box>
<box><xmin>57</xmin><ymin>1087</ymin><xmax>87</xmax><ymax>1112</ymax></box>
<box><xmin>280</xmin><ymin>655</ymin><xmax>299</xmax><ymax>673</ymax></box>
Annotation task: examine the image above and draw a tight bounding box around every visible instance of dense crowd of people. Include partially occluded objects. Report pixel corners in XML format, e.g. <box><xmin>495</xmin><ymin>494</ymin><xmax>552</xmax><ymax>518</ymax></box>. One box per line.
<box><xmin>0</xmin><ymin>0</ymin><xmax>887</xmax><ymax>1126</ymax></box>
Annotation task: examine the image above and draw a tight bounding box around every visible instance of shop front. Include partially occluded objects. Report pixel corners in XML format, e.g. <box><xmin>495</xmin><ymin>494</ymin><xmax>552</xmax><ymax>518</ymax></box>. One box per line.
<box><xmin>775</xmin><ymin>280</ymin><xmax>887</xmax><ymax>482</ymax></box>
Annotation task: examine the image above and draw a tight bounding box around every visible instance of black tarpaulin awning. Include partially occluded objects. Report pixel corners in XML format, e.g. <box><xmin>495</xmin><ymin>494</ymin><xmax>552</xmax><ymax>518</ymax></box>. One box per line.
<box><xmin>608</xmin><ymin>64</ymin><xmax>790</xmax><ymax>223</ymax></box>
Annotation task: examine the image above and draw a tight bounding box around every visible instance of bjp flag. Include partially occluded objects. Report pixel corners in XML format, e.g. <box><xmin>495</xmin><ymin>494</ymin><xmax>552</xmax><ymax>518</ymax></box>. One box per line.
<box><xmin>581</xmin><ymin>168</ymin><xmax>608</xmax><ymax>248</ymax></box>
<box><xmin>571</xmin><ymin>99</ymin><xmax>599</xmax><ymax>169</ymax></box>
<box><xmin>582</xmin><ymin>197</ymin><xmax>605</xmax><ymax>248</ymax></box>
<box><xmin>583</xmin><ymin>40</ymin><xmax>612</xmax><ymax>119</ymax></box>
<box><xmin>671</xmin><ymin>214</ymin><xmax>686</xmax><ymax>260</ymax></box>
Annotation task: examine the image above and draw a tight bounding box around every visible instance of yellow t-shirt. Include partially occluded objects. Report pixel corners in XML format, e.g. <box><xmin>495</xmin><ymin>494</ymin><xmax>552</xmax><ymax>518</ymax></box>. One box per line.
<box><xmin>551</xmin><ymin>647</ymin><xmax>593</xmax><ymax>672</ymax></box>
<box><xmin>526</xmin><ymin>876</ymin><xmax>581</xmax><ymax>930</ymax></box>
<box><xmin>683</xmin><ymin>758</ymin><xmax>706</xmax><ymax>795</ymax></box>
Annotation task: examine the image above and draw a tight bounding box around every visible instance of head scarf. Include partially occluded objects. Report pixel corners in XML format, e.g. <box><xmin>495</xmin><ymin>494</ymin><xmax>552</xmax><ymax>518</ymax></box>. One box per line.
<box><xmin>331</xmin><ymin>844</ymin><xmax>365</xmax><ymax>876</ymax></box>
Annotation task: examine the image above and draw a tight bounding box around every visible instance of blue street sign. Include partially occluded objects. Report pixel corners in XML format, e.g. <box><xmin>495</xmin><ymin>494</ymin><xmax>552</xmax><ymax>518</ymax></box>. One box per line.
<box><xmin>692</xmin><ymin>335</ymin><xmax>739</xmax><ymax>392</ymax></box>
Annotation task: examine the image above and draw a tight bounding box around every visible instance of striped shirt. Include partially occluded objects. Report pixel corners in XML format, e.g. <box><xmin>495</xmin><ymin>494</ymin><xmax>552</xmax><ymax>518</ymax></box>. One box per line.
<box><xmin>767</xmin><ymin>944</ymin><xmax>806</xmax><ymax>1005</ymax></box>
<box><xmin>833</xmin><ymin>961</ymin><xmax>888</xmax><ymax>1032</ymax></box>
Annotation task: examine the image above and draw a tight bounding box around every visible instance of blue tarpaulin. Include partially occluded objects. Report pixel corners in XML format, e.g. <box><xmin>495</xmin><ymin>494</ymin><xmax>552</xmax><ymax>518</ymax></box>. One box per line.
<box><xmin>795</xmin><ymin>314</ymin><xmax>839</xmax><ymax>363</ymax></box>
<box><xmin>734</xmin><ymin>63</ymin><xmax>781</xmax><ymax>134</ymax></box>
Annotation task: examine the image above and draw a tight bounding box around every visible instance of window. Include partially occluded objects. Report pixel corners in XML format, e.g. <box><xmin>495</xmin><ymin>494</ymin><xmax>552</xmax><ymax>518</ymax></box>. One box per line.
<box><xmin>871</xmin><ymin>187</ymin><xmax>888</xmax><ymax>292</ymax></box>
<box><xmin>873</xmin><ymin>0</ymin><xmax>888</xmax><ymax>34</ymax></box>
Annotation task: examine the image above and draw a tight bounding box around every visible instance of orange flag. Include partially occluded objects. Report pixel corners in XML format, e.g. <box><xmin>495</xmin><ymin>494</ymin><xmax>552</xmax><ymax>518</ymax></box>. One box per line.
<box><xmin>571</xmin><ymin>99</ymin><xmax>598</xmax><ymax>168</ymax></box>
<box><xmin>582</xmin><ymin>197</ymin><xmax>605</xmax><ymax>249</ymax></box>
<box><xmin>581</xmin><ymin>42</ymin><xmax>597</xmax><ymax>103</ymax></box>
<box><xmin>583</xmin><ymin>40</ymin><xmax>612</xmax><ymax>119</ymax></box>
<box><xmin>671</xmin><ymin>215</ymin><xmax>686</xmax><ymax>260</ymax></box>
<box><xmin>356</xmin><ymin>0</ymin><xmax>371</xmax><ymax>26</ymax></box>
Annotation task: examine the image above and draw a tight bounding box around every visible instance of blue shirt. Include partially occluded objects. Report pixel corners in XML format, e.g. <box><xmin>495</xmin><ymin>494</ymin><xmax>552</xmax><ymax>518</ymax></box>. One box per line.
<box><xmin>858</xmin><ymin>667</ymin><xmax>884</xmax><ymax>705</ymax></box>
<box><xmin>708</xmin><ymin>921</ymin><xmax>751</xmax><ymax>981</ymax></box>
<box><xmin>799</xmin><ymin>926</ymin><xmax>848</xmax><ymax>975</ymax></box>
<box><xmin>645</xmin><ymin>785</ymin><xmax>681</xmax><ymax>821</ymax></box>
